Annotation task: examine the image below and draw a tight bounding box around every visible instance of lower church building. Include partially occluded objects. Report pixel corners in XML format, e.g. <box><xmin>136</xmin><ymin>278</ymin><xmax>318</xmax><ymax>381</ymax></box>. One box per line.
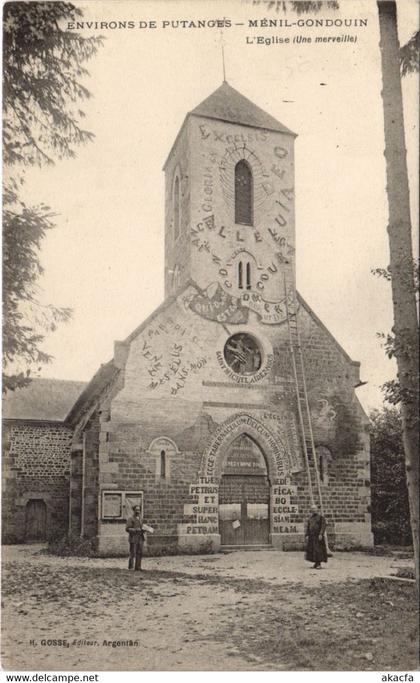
<box><xmin>2</xmin><ymin>379</ymin><xmax>86</xmax><ymax>543</ymax></box>
<box><xmin>2</xmin><ymin>82</ymin><xmax>373</xmax><ymax>554</ymax></box>
<box><xmin>66</xmin><ymin>82</ymin><xmax>373</xmax><ymax>555</ymax></box>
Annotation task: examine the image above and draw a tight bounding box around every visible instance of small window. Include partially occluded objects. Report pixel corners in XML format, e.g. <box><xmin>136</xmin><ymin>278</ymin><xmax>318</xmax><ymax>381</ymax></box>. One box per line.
<box><xmin>149</xmin><ymin>437</ymin><xmax>177</xmax><ymax>482</ymax></box>
<box><xmin>319</xmin><ymin>453</ymin><xmax>324</xmax><ymax>482</ymax></box>
<box><xmin>173</xmin><ymin>175</ymin><xmax>180</xmax><ymax>240</ymax></box>
<box><xmin>316</xmin><ymin>446</ymin><xmax>332</xmax><ymax>485</ymax></box>
<box><xmin>238</xmin><ymin>261</ymin><xmax>243</xmax><ymax>289</ymax></box>
<box><xmin>235</xmin><ymin>160</ymin><xmax>253</xmax><ymax>225</ymax></box>
<box><xmin>160</xmin><ymin>450</ymin><xmax>166</xmax><ymax>479</ymax></box>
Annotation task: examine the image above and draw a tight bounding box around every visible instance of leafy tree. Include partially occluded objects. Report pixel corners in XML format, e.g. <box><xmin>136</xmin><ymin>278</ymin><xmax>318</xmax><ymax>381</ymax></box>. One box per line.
<box><xmin>248</xmin><ymin>1</ymin><xmax>338</xmax><ymax>11</ymax></box>
<box><xmin>370</xmin><ymin>407</ymin><xmax>411</xmax><ymax>546</ymax></box>
<box><xmin>372</xmin><ymin>260</ymin><xmax>419</xmax><ymax>406</ymax></box>
<box><xmin>400</xmin><ymin>28</ymin><xmax>420</xmax><ymax>77</ymax></box>
<box><xmin>2</xmin><ymin>2</ymin><xmax>103</xmax><ymax>392</ymax></box>
<box><xmin>2</xmin><ymin>184</ymin><xmax>71</xmax><ymax>391</ymax></box>
<box><xmin>3</xmin><ymin>2</ymin><xmax>102</xmax><ymax>166</ymax></box>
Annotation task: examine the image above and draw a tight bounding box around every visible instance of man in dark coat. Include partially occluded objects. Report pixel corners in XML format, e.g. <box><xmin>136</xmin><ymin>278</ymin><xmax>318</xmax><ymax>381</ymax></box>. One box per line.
<box><xmin>305</xmin><ymin>504</ymin><xmax>328</xmax><ymax>569</ymax></box>
<box><xmin>126</xmin><ymin>505</ymin><xmax>145</xmax><ymax>571</ymax></box>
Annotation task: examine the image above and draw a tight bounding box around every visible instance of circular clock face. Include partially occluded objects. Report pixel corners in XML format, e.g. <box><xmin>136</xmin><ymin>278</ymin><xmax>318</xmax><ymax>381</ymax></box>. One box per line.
<box><xmin>223</xmin><ymin>333</ymin><xmax>262</xmax><ymax>375</ymax></box>
<box><xmin>219</xmin><ymin>144</ymin><xmax>269</xmax><ymax>212</ymax></box>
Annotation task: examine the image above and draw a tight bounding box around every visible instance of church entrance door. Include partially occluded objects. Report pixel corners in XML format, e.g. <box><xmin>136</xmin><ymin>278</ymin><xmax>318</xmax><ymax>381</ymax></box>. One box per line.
<box><xmin>219</xmin><ymin>434</ymin><xmax>270</xmax><ymax>546</ymax></box>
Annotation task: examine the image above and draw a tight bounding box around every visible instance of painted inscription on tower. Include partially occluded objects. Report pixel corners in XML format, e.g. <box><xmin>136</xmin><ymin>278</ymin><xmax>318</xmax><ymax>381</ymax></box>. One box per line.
<box><xmin>187</xmin><ymin>99</ymin><xmax>296</xmax><ymax>304</ymax></box>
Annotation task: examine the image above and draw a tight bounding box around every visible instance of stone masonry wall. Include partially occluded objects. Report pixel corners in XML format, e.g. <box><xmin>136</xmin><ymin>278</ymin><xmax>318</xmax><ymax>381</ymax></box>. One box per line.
<box><xmin>83</xmin><ymin>411</ymin><xmax>101</xmax><ymax>538</ymax></box>
<box><xmin>69</xmin><ymin>449</ymin><xmax>82</xmax><ymax>536</ymax></box>
<box><xmin>2</xmin><ymin>420</ymin><xmax>72</xmax><ymax>543</ymax></box>
<box><xmin>69</xmin><ymin>410</ymin><xmax>101</xmax><ymax>539</ymax></box>
<box><xmin>96</xmin><ymin>416</ymin><xmax>203</xmax><ymax>553</ymax></box>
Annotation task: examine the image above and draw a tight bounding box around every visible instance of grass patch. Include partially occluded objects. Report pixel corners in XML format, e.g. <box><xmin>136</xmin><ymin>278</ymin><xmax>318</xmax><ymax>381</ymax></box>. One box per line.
<box><xmin>42</xmin><ymin>534</ymin><xmax>98</xmax><ymax>557</ymax></box>
<box><xmin>393</xmin><ymin>566</ymin><xmax>415</xmax><ymax>579</ymax></box>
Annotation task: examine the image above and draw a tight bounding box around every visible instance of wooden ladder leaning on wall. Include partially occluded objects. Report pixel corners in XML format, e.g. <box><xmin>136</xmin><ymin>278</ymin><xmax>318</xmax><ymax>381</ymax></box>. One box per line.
<box><xmin>283</xmin><ymin>264</ymin><xmax>333</xmax><ymax>556</ymax></box>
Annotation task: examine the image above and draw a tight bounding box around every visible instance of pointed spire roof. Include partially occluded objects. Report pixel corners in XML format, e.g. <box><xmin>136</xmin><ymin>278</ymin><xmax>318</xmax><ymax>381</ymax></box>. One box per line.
<box><xmin>190</xmin><ymin>81</ymin><xmax>296</xmax><ymax>136</ymax></box>
<box><xmin>163</xmin><ymin>81</ymin><xmax>296</xmax><ymax>169</ymax></box>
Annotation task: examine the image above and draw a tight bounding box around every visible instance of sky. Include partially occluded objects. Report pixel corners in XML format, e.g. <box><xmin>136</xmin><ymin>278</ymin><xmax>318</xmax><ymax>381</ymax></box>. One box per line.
<box><xmin>15</xmin><ymin>0</ymin><xmax>419</xmax><ymax>414</ymax></box>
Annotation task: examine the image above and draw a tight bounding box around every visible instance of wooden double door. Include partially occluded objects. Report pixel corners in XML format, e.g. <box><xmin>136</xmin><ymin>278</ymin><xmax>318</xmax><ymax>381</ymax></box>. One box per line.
<box><xmin>219</xmin><ymin>434</ymin><xmax>271</xmax><ymax>545</ymax></box>
<box><xmin>219</xmin><ymin>475</ymin><xmax>270</xmax><ymax>545</ymax></box>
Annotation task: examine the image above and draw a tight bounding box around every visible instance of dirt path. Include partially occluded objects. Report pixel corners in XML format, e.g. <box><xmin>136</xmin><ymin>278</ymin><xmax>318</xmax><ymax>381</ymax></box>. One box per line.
<box><xmin>1</xmin><ymin>545</ymin><xmax>417</xmax><ymax>671</ymax></box>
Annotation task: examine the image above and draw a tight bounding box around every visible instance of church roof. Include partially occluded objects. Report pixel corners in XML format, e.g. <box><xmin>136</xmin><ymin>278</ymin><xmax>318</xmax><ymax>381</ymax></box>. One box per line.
<box><xmin>2</xmin><ymin>378</ymin><xmax>87</xmax><ymax>422</ymax></box>
<box><xmin>190</xmin><ymin>81</ymin><xmax>296</xmax><ymax>136</ymax></box>
<box><xmin>163</xmin><ymin>82</ymin><xmax>296</xmax><ymax>169</ymax></box>
<box><xmin>65</xmin><ymin>361</ymin><xmax>119</xmax><ymax>427</ymax></box>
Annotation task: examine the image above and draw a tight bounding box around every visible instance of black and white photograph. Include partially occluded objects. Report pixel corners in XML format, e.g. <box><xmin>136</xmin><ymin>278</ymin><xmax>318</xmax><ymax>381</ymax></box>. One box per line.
<box><xmin>2</xmin><ymin>0</ymin><xmax>419</xmax><ymax>676</ymax></box>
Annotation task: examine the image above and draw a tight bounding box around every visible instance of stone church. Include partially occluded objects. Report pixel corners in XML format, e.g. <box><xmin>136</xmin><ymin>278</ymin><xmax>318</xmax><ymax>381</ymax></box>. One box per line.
<box><xmin>4</xmin><ymin>82</ymin><xmax>373</xmax><ymax>553</ymax></box>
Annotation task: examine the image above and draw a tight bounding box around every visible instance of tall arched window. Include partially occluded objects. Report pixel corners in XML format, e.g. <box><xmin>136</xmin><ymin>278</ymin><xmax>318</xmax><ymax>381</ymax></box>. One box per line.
<box><xmin>235</xmin><ymin>160</ymin><xmax>253</xmax><ymax>225</ymax></box>
<box><xmin>246</xmin><ymin>262</ymin><xmax>251</xmax><ymax>290</ymax></box>
<box><xmin>238</xmin><ymin>260</ymin><xmax>252</xmax><ymax>290</ymax></box>
<box><xmin>238</xmin><ymin>261</ymin><xmax>243</xmax><ymax>289</ymax></box>
<box><xmin>173</xmin><ymin>175</ymin><xmax>180</xmax><ymax>240</ymax></box>
<box><xmin>149</xmin><ymin>437</ymin><xmax>177</xmax><ymax>482</ymax></box>
<box><xmin>160</xmin><ymin>450</ymin><xmax>166</xmax><ymax>479</ymax></box>
<box><xmin>319</xmin><ymin>452</ymin><xmax>324</xmax><ymax>481</ymax></box>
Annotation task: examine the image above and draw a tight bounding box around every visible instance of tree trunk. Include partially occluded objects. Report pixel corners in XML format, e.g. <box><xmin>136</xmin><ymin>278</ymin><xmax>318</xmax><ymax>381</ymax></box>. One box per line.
<box><xmin>377</xmin><ymin>0</ymin><xmax>419</xmax><ymax>594</ymax></box>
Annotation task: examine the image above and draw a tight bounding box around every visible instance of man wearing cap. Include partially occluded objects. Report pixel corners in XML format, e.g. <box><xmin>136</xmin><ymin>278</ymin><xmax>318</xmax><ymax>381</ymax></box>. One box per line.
<box><xmin>126</xmin><ymin>505</ymin><xmax>145</xmax><ymax>571</ymax></box>
<box><xmin>305</xmin><ymin>504</ymin><xmax>328</xmax><ymax>569</ymax></box>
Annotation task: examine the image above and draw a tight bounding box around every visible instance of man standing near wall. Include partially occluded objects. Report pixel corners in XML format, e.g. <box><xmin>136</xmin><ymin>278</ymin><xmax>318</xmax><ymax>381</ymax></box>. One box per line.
<box><xmin>126</xmin><ymin>505</ymin><xmax>145</xmax><ymax>571</ymax></box>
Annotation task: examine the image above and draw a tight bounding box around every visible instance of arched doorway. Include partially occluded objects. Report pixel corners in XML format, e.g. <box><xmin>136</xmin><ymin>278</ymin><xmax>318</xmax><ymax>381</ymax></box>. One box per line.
<box><xmin>25</xmin><ymin>499</ymin><xmax>47</xmax><ymax>541</ymax></box>
<box><xmin>219</xmin><ymin>433</ymin><xmax>270</xmax><ymax>546</ymax></box>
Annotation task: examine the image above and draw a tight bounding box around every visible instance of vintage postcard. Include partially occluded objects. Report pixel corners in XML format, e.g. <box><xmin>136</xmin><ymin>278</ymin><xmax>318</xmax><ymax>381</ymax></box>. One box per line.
<box><xmin>2</xmin><ymin>0</ymin><xmax>418</xmax><ymax>676</ymax></box>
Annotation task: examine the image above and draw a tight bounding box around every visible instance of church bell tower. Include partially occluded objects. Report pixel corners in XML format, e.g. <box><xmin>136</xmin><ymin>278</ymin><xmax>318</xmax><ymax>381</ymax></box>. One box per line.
<box><xmin>163</xmin><ymin>82</ymin><xmax>297</xmax><ymax>319</ymax></box>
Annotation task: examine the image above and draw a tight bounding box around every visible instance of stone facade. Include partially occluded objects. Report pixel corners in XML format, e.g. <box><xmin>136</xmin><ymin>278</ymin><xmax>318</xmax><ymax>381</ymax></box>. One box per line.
<box><xmin>2</xmin><ymin>420</ymin><xmax>72</xmax><ymax>542</ymax></box>
<box><xmin>68</xmin><ymin>83</ymin><xmax>373</xmax><ymax>555</ymax></box>
<box><xmin>2</xmin><ymin>379</ymin><xmax>85</xmax><ymax>543</ymax></box>
<box><xmin>69</xmin><ymin>291</ymin><xmax>371</xmax><ymax>555</ymax></box>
